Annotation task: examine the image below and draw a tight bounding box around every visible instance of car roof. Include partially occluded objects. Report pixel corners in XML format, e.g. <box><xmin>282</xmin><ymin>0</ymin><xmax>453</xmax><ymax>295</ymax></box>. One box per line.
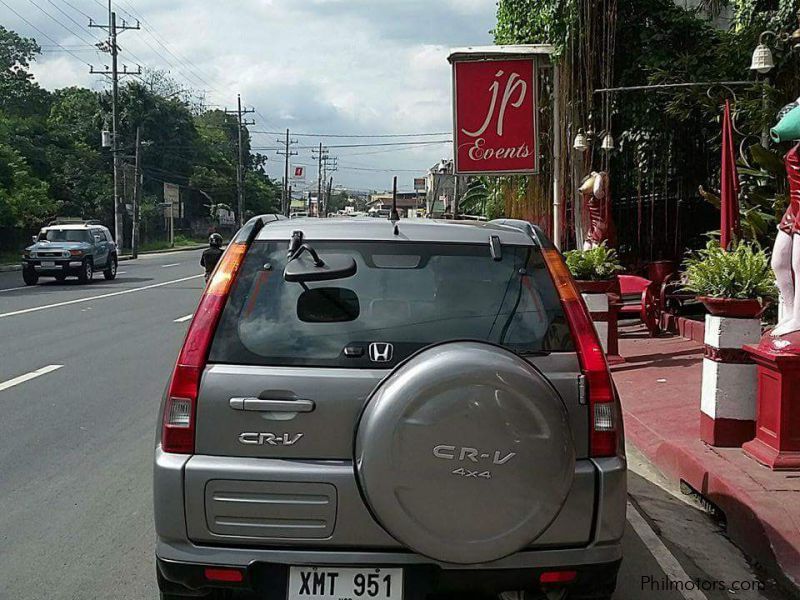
<box><xmin>255</xmin><ymin>217</ymin><xmax>537</xmax><ymax>246</ymax></box>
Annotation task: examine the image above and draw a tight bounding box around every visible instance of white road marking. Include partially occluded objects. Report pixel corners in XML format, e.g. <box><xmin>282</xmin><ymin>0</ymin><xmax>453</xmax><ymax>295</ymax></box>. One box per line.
<box><xmin>627</xmin><ymin>501</ymin><xmax>708</xmax><ymax>600</ymax></box>
<box><xmin>0</xmin><ymin>365</ymin><xmax>63</xmax><ymax>393</ymax></box>
<box><xmin>174</xmin><ymin>313</ymin><xmax>193</xmax><ymax>323</ymax></box>
<box><xmin>161</xmin><ymin>263</ymin><xmax>180</xmax><ymax>268</ymax></box>
<box><xmin>139</xmin><ymin>249</ymin><xmax>200</xmax><ymax>260</ymax></box>
<box><xmin>0</xmin><ymin>274</ymin><xmax>203</xmax><ymax>319</ymax></box>
<box><xmin>116</xmin><ymin>271</ymin><xmax>126</xmax><ymax>275</ymax></box>
<box><xmin>0</xmin><ymin>286</ymin><xmax>28</xmax><ymax>294</ymax></box>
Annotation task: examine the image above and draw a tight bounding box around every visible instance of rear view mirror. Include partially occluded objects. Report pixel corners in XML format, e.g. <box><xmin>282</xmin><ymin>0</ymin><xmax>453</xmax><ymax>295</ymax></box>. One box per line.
<box><xmin>285</xmin><ymin>253</ymin><xmax>357</xmax><ymax>283</ymax></box>
<box><xmin>297</xmin><ymin>287</ymin><xmax>360</xmax><ymax>323</ymax></box>
<box><xmin>31</xmin><ymin>236</ymin><xmax>38</xmax><ymax>244</ymax></box>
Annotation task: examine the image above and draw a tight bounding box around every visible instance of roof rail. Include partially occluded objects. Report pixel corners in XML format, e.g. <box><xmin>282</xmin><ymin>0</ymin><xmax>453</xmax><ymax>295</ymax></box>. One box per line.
<box><xmin>47</xmin><ymin>218</ymin><xmax>104</xmax><ymax>226</ymax></box>
<box><xmin>488</xmin><ymin>219</ymin><xmax>547</xmax><ymax>248</ymax></box>
<box><xmin>232</xmin><ymin>213</ymin><xmax>288</xmax><ymax>246</ymax></box>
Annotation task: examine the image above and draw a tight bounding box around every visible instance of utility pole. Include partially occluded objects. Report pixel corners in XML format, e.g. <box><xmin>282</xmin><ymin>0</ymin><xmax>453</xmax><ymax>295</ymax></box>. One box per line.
<box><xmin>314</xmin><ymin>152</ymin><xmax>337</xmax><ymax>218</ymax></box>
<box><xmin>224</xmin><ymin>94</ymin><xmax>255</xmax><ymax>227</ymax></box>
<box><xmin>312</xmin><ymin>143</ymin><xmax>329</xmax><ymax>217</ymax></box>
<box><xmin>90</xmin><ymin>3</ymin><xmax>140</xmax><ymax>251</ymax></box>
<box><xmin>276</xmin><ymin>129</ymin><xmax>298</xmax><ymax>215</ymax></box>
<box><xmin>326</xmin><ymin>177</ymin><xmax>334</xmax><ymax>218</ymax></box>
<box><xmin>287</xmin><ymin>185</ymin><xmax>292</xmax><ymax>217</ymax></box>
<box><xmin>132</xmin><ymin>125</ymin><xmax>141</xmax><ymax>259</ymax></box>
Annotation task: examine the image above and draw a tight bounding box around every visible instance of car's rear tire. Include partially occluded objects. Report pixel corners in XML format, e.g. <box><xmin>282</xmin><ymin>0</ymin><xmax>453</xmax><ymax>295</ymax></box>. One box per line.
<box><xmin>77</xmin><ymin>258</ymin><xmax>93</xmax><ymax>284</ymax></box>
<box><xmin>355</xmin><ymin>341</ymin><xmax>576</xmax><ymax>565</ymax></box>
<box><xmin>103</xmin><ymin>254</ymin><xmax>117</xmax><ymax>280</ymax></box>
<box><xmin>22</xmin><ymin>268</ymin><xmax>38</xmax><ymax>286</ymax></box>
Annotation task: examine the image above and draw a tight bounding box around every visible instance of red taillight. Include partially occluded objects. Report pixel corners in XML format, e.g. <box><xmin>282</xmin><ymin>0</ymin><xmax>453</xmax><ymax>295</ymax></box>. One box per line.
<box><xmin>540</xmin><ymin>570</ymin><xmax>577</xmax><ymax>584</ymax></box>
<box><xmin>161</xmin><ymin>242</ymin><xmax>248</xmax><ymax>454</ymax></box>
<box><xmin>204</xmin><ymin>567</ymin><xmax>244</xmax><ymax>583</ymax></box>
<box><xmin>542</xmin><ymin>248</ymin><xmax>619</xmax><ymax>458</ymax></box>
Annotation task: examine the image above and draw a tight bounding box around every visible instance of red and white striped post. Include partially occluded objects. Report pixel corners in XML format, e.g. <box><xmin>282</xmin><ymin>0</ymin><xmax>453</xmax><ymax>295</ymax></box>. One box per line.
<box><xmin>700</xmin><ymin>315</ymin><xmax>761</xmax><ymax>447</ymax></box>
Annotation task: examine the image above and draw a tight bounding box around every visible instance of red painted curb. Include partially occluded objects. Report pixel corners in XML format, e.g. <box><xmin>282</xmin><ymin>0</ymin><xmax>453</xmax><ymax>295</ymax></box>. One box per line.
<box><xmin>614</xmin><ymin>326</ymin><xmax>800</xmax><ymax>596</ymax></box>
<box><xmin>624</xmin><ymin>409</ymin><xmax>800</xmax><ymax>594</ymax></box>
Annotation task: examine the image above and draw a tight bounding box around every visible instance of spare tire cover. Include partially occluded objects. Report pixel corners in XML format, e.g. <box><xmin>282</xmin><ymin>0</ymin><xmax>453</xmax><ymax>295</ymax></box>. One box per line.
<box><xmin>355</xmin><ymin>341</ymin><xmax>575</xmax><ymax>565</ymax></box>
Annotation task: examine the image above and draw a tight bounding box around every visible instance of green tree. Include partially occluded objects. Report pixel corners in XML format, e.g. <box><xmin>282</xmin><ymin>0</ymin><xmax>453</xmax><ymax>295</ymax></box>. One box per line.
<box><xmin>0</xmin><ymin>26</ymin><xmax>49</xmax><ymax>116</ymax></box>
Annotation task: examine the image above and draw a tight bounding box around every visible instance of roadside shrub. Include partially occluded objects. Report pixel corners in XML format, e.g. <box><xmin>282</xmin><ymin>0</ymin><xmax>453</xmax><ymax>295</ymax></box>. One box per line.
<box><xmin>682</xmin><ymin>240</ymin><xmax>776</xmax><ymax>300</ymax></box>
<box><xmin>564</xmin><ymin>244</ymin><xmax>623</xmax><ymax>281</ymax></box>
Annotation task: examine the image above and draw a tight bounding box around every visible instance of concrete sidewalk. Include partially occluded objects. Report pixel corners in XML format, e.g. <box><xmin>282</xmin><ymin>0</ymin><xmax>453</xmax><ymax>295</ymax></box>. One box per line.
<box><xmin>612</xmin><ymin>324</ymin><xmax>800</xmax><ymax>594</ymax></box>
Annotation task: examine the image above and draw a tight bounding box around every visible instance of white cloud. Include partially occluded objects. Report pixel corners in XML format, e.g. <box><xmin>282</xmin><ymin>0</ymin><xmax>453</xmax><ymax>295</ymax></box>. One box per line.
<box><xmin>15</xmin><ymin>0</ymin><xmax>497</xmax><ymax>190</ymax></box>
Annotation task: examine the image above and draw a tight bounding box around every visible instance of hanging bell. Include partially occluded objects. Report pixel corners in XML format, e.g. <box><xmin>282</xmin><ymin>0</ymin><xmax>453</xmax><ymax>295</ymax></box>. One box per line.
<box><xmin>750</xmin><ymin>43</ymin><xmax>775</xmax><ymax>74</ymax></box>
<box><xmin>600</xmin><ymin>133</ymin><xmax>615</xmax><ymax>151</ymax></box>
<box><xmin>573</xmin><ymin>131</ymin><xmax>589</xmax><ymax>152</ymax></box>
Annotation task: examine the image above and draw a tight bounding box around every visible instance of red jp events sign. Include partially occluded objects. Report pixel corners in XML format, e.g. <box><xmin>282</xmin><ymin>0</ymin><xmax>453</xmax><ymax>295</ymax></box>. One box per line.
<box><xmin>452</xmin><ymin>57</ymin><xmax>539</xmax><ymax>175</ymax></box>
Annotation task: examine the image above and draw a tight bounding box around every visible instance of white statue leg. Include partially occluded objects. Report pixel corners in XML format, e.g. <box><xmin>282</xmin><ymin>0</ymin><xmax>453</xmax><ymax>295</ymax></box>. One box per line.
<box><xmin>772</xmin><ymin>231</ymin><xmax>800</xmax><ymax>336</ymax></box>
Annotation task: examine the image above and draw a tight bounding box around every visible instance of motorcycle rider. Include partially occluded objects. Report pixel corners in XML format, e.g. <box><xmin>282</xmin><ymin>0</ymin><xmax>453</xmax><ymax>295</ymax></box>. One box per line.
<box><xmin>201</xmin><ymin>233</ymin><xmax>224</xmax><ymax>282</ymax></box>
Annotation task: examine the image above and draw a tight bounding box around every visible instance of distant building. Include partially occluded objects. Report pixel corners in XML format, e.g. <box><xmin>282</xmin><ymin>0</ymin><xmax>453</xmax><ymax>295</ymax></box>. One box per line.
<box><xmin>367</xmin><ymin>191</ymin><xmax>423</xmax><ymax>217</ymax></box>
<box><xmin>425</xmin><ymin>160</ymin><xmax>468</xmax><ymax>217</ymax></box>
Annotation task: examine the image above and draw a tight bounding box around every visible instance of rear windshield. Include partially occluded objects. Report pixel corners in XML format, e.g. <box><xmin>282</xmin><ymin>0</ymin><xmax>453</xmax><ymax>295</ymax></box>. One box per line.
<box><xmin>209</xmin><ymin>240</ymin><xmax>573</xmax><ymax>367</ymax></box>
<box><xmin>40</xmin><ymin>229</ymin><xmax>91</xmax><ymax>243</ymax></box>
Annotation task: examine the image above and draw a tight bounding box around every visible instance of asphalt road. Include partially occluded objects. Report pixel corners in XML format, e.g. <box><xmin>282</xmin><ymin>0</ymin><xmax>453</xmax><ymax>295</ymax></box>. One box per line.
<box><xmin>0</xmin><ymin>250</ymin><xmax>789</xmax><ymax>600</ymax></box>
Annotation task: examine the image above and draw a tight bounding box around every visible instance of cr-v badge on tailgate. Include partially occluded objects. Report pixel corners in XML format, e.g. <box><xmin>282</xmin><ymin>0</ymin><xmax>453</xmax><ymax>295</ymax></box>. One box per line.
<box><xmin>238</xmin><ymin>432</ymin><xmax>304</xmax><ymax>446</ymax></box>
<box><xmin>432</xmin><ymin>445</ymin><xmax>516</xmax><ymax>464</ymax></box>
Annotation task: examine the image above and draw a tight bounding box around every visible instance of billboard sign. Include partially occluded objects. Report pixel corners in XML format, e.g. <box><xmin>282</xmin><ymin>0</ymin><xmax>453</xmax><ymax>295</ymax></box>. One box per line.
<box><xmin>292</xmin><ymin>165</ymin><xmax>306</xmax><ymax>182</ymax></box>
<box><xmin>450</xmin><ymin>53</ymin><xmax>539</xmax><ymax>175</ymax></box>
<box><xmin>414</xmin><ymin>177</ymin><xmax>426</xmax><ymax>192</ymax></box>
<box><xmin>163</xmin><ymin>182</ymin><xmax>181</xmax><ymax>218</ymax></box>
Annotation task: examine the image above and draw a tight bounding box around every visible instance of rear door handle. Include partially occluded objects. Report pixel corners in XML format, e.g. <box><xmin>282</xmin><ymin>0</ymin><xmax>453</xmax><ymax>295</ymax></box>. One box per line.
<box><xmin>229</xmin><ymin>398</ymin><xmax>315</xmax><ymax>413</ymax></box>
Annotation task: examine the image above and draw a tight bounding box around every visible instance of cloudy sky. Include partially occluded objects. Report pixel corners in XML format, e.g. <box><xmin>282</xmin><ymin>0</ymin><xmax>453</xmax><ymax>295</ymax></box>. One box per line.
<box><xmin>3</xmin><ymin>0</ymin><xmax>498</xmax><ymax>192</ymax></box>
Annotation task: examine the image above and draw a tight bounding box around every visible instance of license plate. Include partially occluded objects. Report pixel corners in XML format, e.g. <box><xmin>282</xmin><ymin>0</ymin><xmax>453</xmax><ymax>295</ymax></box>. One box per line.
<box><xmin>288</xmin><ymin>567</ymin><xmax>403</xmax><ymax>600</ymax></box>
<box><xmin>40</xmin><ymin>261</ymin><xmax>55</xmax><ymax>267</ymax></box>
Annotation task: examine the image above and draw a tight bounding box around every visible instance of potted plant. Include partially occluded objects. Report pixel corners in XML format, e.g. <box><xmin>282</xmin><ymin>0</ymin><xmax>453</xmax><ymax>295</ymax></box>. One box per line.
<box><xmin>564</xmin><ymin>244</ymin><xmax>624</xmax><ymax>293</ymax></box>
<box><xmin>683</xmin><ymin>240</ymin><xmax>776</xmax><ymax>318</ymax></box>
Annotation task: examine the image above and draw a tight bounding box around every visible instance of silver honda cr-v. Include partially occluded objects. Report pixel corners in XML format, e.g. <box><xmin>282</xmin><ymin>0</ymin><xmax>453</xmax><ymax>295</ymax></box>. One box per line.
<box><xmin>154</xmin><ymin>215</ymin><xmax>626</xmax><ymax>600</ymax></box>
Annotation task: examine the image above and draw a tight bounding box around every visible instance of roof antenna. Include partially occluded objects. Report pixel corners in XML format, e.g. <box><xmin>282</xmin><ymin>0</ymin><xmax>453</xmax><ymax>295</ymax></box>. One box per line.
<box><xmin>389</xmin><ymin>176</ymin><xmax>400</xmax><ymax>235</ymax></box>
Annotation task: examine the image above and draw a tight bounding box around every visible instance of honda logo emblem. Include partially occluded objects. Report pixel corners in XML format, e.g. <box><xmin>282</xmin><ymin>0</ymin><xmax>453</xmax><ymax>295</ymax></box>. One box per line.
<box><xmin>368</xmin><ymin>342</ymin><xmax>393</xmax><ymax>363</ymax></box>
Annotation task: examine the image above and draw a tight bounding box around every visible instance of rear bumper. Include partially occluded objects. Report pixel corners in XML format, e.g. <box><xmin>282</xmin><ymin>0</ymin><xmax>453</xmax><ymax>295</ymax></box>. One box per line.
<box><xmin>156</xmin><ymin>547</ymin><xmax>622</xmax><ymax>598</ymax></box>
<box><xmin>154</xmin><ymin>447</ymin><xmax>626</xmax><ymax>595</ymax></box>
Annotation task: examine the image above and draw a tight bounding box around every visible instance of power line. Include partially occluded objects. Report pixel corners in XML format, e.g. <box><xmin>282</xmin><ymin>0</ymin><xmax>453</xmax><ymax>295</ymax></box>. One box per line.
<box><xmin>252</xmin><ymin>140</ymin><xmax>450</xmax><ymax>151</ymax></box>
<box><xmin>114</xmin><ymin>0</ymin><xmax>225</xmax><ymax>98</ymax></box>
<box><xmin>26</xmin><ymin>0</ymin><xmax>100</xmax><ymax>48</ymax></box>
<box><xmin>44</xmin><ymin>0</ymin><xmax>103</xmax><ymax>43</ymax></box>
<box><xmin>337</xmin><ymin>165</ymin><xmax>425</xmax><ymax>173</ymax></box>
<box><xmin>58</xmin><ymin>0</ymin><xmax>92</xmax><ymax>20</ymax></box>
<box><xmin>0</xmin><ymin>0</ymin><xmax>92</xmax><ymax>65</ymax></box>
<box><xmin>251</xmin><ymin>130</ymin><xmax>451</xmax><ymax>138</ymax></box>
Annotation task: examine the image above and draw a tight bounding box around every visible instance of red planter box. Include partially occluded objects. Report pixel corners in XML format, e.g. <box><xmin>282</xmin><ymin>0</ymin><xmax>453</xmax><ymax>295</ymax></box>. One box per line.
<box><xmin>742</xmin><ymin>345</ymin><xmax>800</xmax><ymax>470</ymax></box>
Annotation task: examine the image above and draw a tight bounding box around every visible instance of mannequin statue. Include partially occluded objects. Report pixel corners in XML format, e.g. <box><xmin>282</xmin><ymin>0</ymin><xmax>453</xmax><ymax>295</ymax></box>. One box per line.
<box><xmin>768</xmin><ymin>102</ymin><xmax>800</xmax><ymax>339</ymax></box>
<box><xmin>579</xmin><ymin>171</ymin><xmax>615</xmax><ymax>250</ymax></box>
